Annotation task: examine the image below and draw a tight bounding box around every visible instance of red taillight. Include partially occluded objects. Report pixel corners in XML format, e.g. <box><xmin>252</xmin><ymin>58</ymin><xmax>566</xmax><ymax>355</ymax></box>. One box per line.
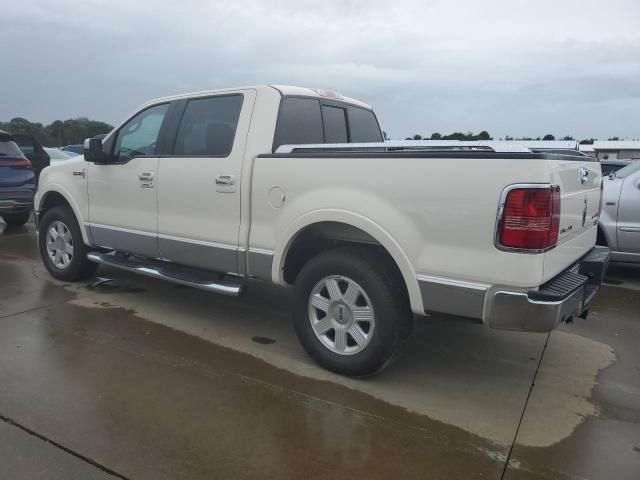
<box><xmin>1</xmin><ymin>158</ymin><xmax>32</xmax><ymax>169</ymax></box>
<box><xmin>498</xmin><ymin>186</ymin><xmax>561</xmax><ymax>251</ymax></box>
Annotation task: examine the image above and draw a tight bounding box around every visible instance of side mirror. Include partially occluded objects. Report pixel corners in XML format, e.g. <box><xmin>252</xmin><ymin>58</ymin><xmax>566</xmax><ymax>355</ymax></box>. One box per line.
<box><xmin>84</xmin><ymin>137</ymin><xmax>104</xmax><ymax>163</ymax></box>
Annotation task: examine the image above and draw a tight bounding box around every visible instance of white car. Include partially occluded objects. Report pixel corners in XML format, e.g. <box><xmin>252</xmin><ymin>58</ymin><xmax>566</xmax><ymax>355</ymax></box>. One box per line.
<box><xmin>44</xmin><ymin>147</ymin><xmax>76</xmax><ymax>165</ymax></box>
<box><xmin>34</xmin><ymin>85</ymin><xmax>609</xmax><ymax>376</ymax></box>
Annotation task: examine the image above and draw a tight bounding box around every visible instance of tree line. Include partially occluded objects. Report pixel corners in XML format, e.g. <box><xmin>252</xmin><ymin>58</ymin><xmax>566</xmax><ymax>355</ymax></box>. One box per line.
<box><xmin>0</xmin><ymin>117</ymin><xmax>114</xmax><ymax>147</ymax></box>
<box><xmin>2</xmin><ymin>118</ymin><xmax>630</xmax><ymax>147</ymax></box>
<box><xmin>400</xmin><ymin>131</ymin><xmax>627</xmax><ymax>144</ymax></box>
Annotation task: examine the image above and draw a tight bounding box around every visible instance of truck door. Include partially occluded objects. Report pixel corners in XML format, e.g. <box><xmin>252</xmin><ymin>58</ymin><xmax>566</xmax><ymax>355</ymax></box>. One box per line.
<box><xmin>156</xmin><ymin>90</ymin><xmax>255</xmax><ymax>274</ymax></box>
<box><xmin>617</xmin><ymin>168</ymin><xmax>640</xmax><ymax>253</ymax></box>
<box><xmin>87</xmin><ymin>102</ymin><xmax>171</xmax><ymax>257</ymax></box>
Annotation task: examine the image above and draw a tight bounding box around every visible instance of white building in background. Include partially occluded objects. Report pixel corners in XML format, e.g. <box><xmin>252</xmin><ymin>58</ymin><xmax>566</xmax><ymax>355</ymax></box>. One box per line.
<box><xmin>591</xmin><ymin>141</ymin><xmax>640</xmax><ymax>161</ymax></box>
<box><xmin>578</xmin><ymin>143</ymin><xmax>595</xmax><ymax>156</ymax></box>
<box><xmin>517</xmin><ymin>140</ymin><xmax>579</xmax><ymax>150</ymax></box>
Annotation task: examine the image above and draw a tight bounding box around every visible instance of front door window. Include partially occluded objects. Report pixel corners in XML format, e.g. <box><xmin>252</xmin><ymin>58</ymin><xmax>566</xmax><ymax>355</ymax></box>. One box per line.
<box><xmin>113</xmin><ymin>103</ymin><xmax>169</xmax><ymax>162</ymax></box>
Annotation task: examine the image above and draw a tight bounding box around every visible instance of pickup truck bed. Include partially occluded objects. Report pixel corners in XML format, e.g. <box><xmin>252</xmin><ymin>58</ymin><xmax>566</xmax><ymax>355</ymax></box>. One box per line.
<box><xmin>34</xmin><ymin>85</ymin><xmax>609</xmax><ymax>376</ymax></box>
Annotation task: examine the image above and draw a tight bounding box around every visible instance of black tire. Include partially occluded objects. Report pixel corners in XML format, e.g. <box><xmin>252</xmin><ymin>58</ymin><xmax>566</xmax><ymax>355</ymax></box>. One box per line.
<box><xmin>292</xmin><ymin>247</ymin><xmax>412</xmax><ymax>377</ymax></box>
<box><xmin>38</xmin><ymin>206</ymin><xmax>98</xmax><ymax>281</ymax></box>
<box><xmin>2</xmin><ymin>210</ymin><xmax>31</xmax><ymax>227</ymax></box>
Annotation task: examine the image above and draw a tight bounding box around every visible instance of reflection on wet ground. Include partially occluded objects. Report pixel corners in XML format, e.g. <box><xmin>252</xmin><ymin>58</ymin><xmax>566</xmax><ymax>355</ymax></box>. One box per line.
<box><xmin>1</xmin><ymin>220</ymin><xmax>638</xmax><ymax>479</ymax></box>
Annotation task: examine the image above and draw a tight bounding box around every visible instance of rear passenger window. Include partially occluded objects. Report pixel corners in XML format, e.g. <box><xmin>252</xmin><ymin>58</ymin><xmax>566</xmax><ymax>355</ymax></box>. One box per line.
<box><xmin>322</xmin><ymin>105</ymin><xmax>348</xmax><ymax>143</ymax></box>
<box><xmin>174</xmin><ymin>95</ymin><xmax>243</xmax><ymax>156</ymax></box>
<box><xmin>348</xmin><ymin>107</ymin><xmax>383</xmax><ymax>143</ymax></box>
<box><xmin>274</xmin><ymin>97</ymin><xmax>323</xmax><ymax>150</ymax></box>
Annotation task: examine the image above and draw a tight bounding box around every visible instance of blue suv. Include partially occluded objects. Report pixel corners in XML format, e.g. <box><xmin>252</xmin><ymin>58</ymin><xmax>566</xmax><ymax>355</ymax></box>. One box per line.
<box><xmin>0</xmin><ymin>130</ymin><xmax>36</xmax><ymax>226</ymax></box>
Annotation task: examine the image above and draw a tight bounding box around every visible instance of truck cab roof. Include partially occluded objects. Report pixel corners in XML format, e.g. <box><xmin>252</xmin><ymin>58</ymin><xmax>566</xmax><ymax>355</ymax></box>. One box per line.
<box><xmin>142</xmin><ymin>85</ymin><xmax>374</xmax><ymax>111</ymax></box>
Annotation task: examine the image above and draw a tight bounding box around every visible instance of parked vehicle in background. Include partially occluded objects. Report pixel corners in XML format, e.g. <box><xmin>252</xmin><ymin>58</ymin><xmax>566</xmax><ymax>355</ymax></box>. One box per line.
<box><xmin>12</xmin><ymin>133</ymin><xmax>50</xmax><ymax>181</ymax></box>
<box><xmin>529</xmin><ymin>148</ymin><xmax>587</xmax><ymax>158</ymax></box>
<box><xmin>61</xmin><ymin>144</ymin><xmax>84</xmax><ymax>155</ymax></box>
<box><xmin>598</xmin><ymin>160</ymin><xmax>640</xmax><ymax>262</ymax></box>
<box><xmin>0</xmin><ymin>130</ymin><xmax>35</xmax><ymax>227</ymax></box>
<box><xmin>44</xmin><ymin>147</ymin><xmax>76</xmax><ymax>165</ymax></box>
<box><xmin>35</xmin><ymin>85</ymin><xmax>609</xmax><ymax>376</ymax></box>
<box><xmin>599</xmin><ymin>159</ymin><xmax>631</xmax><ymax>177</ymax></box>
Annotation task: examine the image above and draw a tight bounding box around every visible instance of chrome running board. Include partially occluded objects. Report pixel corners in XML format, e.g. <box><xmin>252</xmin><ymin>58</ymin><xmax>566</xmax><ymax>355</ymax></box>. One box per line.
<box><xmin>86</xmin><ymin>252</ymin><xmax>243</xmax><ymax>296</ymax></box>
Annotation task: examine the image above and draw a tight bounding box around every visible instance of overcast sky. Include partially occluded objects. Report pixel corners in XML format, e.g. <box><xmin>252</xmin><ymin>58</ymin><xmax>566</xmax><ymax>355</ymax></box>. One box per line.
<box><xmin>2</xmin><ymin>0</ymin><xmax>639</xmax><ymax>139</ymax></box>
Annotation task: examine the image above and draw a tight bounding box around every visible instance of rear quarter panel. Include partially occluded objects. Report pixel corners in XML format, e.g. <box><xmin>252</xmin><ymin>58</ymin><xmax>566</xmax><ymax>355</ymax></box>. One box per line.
<box><xmin>250</xmin><ymin>155</ymin><xmax>576</xmax><ymax>315</ymax></box>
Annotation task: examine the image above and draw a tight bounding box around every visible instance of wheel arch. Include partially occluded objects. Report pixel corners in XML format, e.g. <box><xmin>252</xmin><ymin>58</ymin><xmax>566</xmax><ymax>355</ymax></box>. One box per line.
<box><xmin>37</xmin><ymin>186</ymin><xmax>92</xmax><ymax>245</ymax></box>
<box><xmin>273</xmin><ymin>210</ymin><xmax>424</xmax><ymax>314</ymax></box>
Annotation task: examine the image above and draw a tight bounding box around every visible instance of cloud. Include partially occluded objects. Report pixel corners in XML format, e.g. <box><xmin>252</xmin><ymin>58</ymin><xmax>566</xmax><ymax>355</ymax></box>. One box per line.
<box><xmin>1</xmin><ymin>0</ymin><xmax>639</xmax><ymax>139</ymax></box>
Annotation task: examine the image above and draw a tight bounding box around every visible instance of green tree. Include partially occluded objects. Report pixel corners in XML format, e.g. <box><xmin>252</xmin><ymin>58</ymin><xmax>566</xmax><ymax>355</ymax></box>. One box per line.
<box><xmin>579</xmin><ymin>138</ymin><xmax>595</xmax><ymax>145</ymax></box>
<box><xmin>562</xmin><ymin>135</ymin><xmax>574</xmax><ymax>141</ymax></box>
<box><xmin>0</xmin><ymin>117</ymin><xmax>113</xmax><ymax>146</ymax></box>
<box><xmin>413</xmin><ymin>134</ymin><xmax>423</xmax><ymax>140</ymax></box>
<box><xmin>476</xmin><ymin>130</ymin><xmax>491</xmax><ymax>140</ymax></box>
<box><xmin>430</xmin><ymin>132</ymin><xmax>442</xmax><ymax>140</ymax></box>
<box><xmin>542</xmin><ymin>134</ymin><xmax>555</xmax><ymax>141</ymax></box>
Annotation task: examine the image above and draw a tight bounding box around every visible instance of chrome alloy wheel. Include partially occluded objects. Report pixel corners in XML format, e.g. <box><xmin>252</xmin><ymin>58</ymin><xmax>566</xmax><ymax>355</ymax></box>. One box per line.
<box><xmin>308</xmin><ymin>275</ymin><xmax>375</xmax><ymax>355</ymax></box>
<box><xmin>45</xmin><ymin>220</ymin><xmax>74</xmax><ymax>269</ymax></box>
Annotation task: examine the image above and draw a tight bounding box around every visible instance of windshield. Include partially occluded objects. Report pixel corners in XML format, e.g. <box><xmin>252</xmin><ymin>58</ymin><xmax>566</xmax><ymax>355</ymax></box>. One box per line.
<box><xmin>612</xmin><ymin>160</ymin><xmax>640</xmax><ymax>179</ymax></box>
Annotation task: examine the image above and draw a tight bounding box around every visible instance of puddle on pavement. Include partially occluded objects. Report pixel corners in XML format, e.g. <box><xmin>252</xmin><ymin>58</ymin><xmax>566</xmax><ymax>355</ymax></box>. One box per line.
<box><xmin>62</xmin><ymin>269</ymin><xmax>617</xmax><ymax>450</ymax></box>
<box><xmin>86</xmin><ymin>277</ymin><xmax>146</xmax><ymax>294</ymax></box>
<box><xmin>513</xmin><ymin>331</ymin><xmax>616</xmax><ymax>448</ymax></box>
<box><xmin>33</xmin><ymin>300</ymin><xmax>506</xmax><ymax>477</ymax></box>
<box><xmin>2</xmin><ymin>235</ymin><xmax>622</xmax><ymax>466</ymax></box>
<box><xmin>252</xmin><ymin>336</ymin><xmax>277</xmax><ymax>345</ymax></box>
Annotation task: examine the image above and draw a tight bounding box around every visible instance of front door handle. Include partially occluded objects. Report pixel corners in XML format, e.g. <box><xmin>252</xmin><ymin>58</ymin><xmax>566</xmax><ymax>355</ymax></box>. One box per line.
<box><xmin>139</xmin><ymin>172</ymin><xmax>155</xmax><ymax>188</ymax></box>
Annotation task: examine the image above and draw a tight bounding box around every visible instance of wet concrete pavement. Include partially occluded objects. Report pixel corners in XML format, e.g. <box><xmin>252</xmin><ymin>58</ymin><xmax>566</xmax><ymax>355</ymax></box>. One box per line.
<box><xmin>0</xmin><ymin>220</ymin><xmax>638</xmax><ymax>479</ymax></box>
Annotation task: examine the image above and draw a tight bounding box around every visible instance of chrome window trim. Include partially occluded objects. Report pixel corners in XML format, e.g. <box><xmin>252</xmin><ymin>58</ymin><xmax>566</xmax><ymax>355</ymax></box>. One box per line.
<box><xmin>493</xmin><ymin>183</ymin><xmax>560</xmax><ymax>254</ymax></box>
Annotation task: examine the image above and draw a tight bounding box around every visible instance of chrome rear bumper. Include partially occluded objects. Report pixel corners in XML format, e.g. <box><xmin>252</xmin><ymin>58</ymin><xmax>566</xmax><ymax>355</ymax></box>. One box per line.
<box><xmin>485</xmin><ymin>246</ymin><xmax>610</xmax><ymax>332</ymax></box>
<box><xmin>418</xmin><ymin>246</ymin><xmax>610</xmax><ymax>333</ymax></box>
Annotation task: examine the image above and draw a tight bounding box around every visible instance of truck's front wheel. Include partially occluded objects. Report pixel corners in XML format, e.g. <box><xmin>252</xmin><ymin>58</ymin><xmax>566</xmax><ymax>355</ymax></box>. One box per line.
<box><xmin>292</xmin><ymin>247</ymin><xmax>412</xmax><ymax>377</ymax></box>
<box><xmin>38</xmin><ymin>206</ymin><xmax>98</xmax><ymax>281</ymax></box>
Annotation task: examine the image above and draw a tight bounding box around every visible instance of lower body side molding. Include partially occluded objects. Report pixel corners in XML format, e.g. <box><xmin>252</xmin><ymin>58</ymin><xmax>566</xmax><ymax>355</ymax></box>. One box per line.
<box><xmin>86</xmin><ymin>252</ymin><xmax>243</xmax><ymax>296</ymax></box>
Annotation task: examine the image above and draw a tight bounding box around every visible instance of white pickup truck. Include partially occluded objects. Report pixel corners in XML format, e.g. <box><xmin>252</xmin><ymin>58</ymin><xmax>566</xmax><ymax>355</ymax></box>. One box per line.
<box><xmin>35</xmin><ymin>85</ymin><xmax>609</xmax><ymax>376</ymax></box>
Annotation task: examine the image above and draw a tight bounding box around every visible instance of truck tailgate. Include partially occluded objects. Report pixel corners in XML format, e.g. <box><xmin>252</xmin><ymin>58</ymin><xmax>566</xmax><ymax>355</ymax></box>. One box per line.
<box><xmin>543</xmin><ymin>159</ymin><xmax>602</xmax><ymax>281</ymax></box>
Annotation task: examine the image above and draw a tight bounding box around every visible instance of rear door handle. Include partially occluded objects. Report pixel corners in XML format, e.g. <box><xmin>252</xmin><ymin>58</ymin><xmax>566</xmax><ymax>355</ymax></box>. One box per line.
<box><xmin>215</xmin><ymin>175</ymin><xmax>235</xmax><ymax>186</ymax></box>
<box><xmin>215</xmin><ymin>174</ymin><xmax>236</xmax><ymax>193</ymax></box>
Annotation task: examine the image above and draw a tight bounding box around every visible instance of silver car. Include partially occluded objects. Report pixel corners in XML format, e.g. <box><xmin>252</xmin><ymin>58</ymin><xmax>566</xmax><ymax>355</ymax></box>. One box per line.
<box><xmin>598</xmin><ymin>160</ymin><xmax>640</xmax><ymax>262</ymax></box>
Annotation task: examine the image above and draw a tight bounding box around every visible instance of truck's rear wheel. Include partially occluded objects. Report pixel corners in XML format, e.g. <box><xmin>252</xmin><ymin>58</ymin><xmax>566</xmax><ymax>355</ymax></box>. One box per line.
<box><xmin>38</xmin><ymin>206</ymin><xmax>98</xmax><ymax>281</ymax></box>
<box><xmin>292</xmin><ymin>247</ymin><xmax>412</xmax><ymax>377</ymax></box>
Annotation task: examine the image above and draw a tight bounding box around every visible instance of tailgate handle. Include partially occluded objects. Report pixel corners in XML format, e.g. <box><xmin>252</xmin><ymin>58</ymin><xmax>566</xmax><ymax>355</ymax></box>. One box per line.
<box><xmin>579</xmin><ymin>167</ymin><xmax>589</xmax><ymax>185</ymax></box>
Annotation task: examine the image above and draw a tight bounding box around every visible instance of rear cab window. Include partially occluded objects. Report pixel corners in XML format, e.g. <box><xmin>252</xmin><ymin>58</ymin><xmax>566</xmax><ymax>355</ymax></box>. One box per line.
<box><xmin>273</xmin><ymin>96</ymin><xmax>382</xmax><ymax>151</ymax></box>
